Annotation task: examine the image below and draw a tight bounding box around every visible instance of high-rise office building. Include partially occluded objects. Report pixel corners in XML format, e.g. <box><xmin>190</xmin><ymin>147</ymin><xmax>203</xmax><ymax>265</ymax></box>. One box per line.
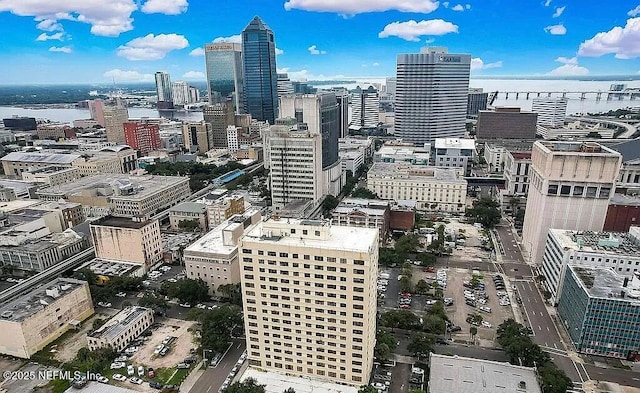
<box><xmin>88</xmin><ymin>99</ymin><xmax>105</xmax><ymax>126</ymax></box>
<box><xmin>182</xmin><ymin>121</ymin><xmax>212</xmax><ymax>154</ymax></box>
<box><xmin>278</xmin><ymin>93</ymin><xmax>340</xmax><ymax>170</ymax></box>
<box><xmin>532</xmin><ymin>97</ymin><xmax>567</xmax><ymax>127</ymax></box>
<box><xmin>172</xmin><ymin>81</ymin><xmax>190</xmax><ymax>107</ymax></box>
<box><xmin>155</xmin><ymin>72</ymin><xmax>173</xmax><ymax>109</ymax></box>
<box><xmin>522</xmin><ymin>141</ymin><xmax>622</xmax><ymax>264</ymax></box>
<box><xmin>333</xmin><ymin>89</ymin><xmax>350</xmax><ymax>138</ymax></box>
<box><xmin>350</xmin><ymin>86</ymin><xmax>380</xmax><ymax>131</ymax></box>
<box><xmin>238</xmin><ymin>218</ymin><xmax>379</xmax><ymax>386</ymax></box>
<box><xmin>467</xmin><ymin>88</ymin><xmax>488</xmax><ymax>117</ymax></box>
<box><xmin>277</xmin><ymin>73</ymin><xmax>294</xmax><ymax>97</ymax></box>
<box><xmin>203</xmin><ymin>103</ymin><xmax>235</xmax><ymax>148</ymax></box>
<box><xmin>205</xmin><ymin>42</ymin><xmax>244</xmax><ymax>111</ymax></box>
<box><xmin>242</xmin><ymin>16</ymin><xmax>278</xmax><ymax>124</ymax></box>
<box><xmin>385</xmin><ymin>77</ymin><xmax>396</xmax><ymax>97</ymax></box>
<box><xmin>395</xmin><ymin>47</ymin><xmax>471</xmax><ymax>145</ymax></box>
<box><xmin>103</xmin><ymin>106</ymin><xmax>129</xmax><ymax>144</ymax></box>
<box><xmin>188</xmin><ymin>86</ymin><xmax>200</xmax><ymax>104</ymax></box>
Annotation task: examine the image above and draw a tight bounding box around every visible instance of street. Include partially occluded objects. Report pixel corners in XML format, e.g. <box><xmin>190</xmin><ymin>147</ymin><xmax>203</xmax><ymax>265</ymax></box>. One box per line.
<box><xmin>190</xmin><ymin>339</ymin><xmax>246</xmax><ymax>393</ymax></box>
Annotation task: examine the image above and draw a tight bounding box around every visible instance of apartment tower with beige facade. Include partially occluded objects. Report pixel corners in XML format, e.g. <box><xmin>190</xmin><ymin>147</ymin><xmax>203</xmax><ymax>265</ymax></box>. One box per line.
<box><xmin>522</xmin><ymin>141</ymin><xmax>622</xmax><ymax>264</ymax></box>
<box><xmin>238</xmin><ymin>218</ymin><xmax>379</xmax><ymax>386</ymax></box>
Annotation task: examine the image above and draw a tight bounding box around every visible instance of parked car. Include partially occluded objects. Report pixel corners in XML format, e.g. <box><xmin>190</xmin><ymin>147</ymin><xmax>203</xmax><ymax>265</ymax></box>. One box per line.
<box><xmin>482</xmin><ymin>321</ymin><xmax>493</xmax><ymax>328</ymax></box>
<box><xmin>138</xmin><ymin>366</ymin><xmax>144</xmax><ymax>376</ymax></box>
<box><xmin>149</xmin><ymin>381</ymin><xmax>164</xmax><ymax>389</ymax></box>
<box><xmin>479</xmin><ymin>306</ymin><xmax>492</xmax><ymax>313</ymax></box>
<box><xmin>97</xmin><ymin>375</ymin><xmax>109</xmax><ymax>384</ymax></box>
<box><xmin>177</xmin><ymin>363</ymin><xmax>190</xmax><ymax>369</ymax></box>
<box><xmin>97</xmin><ymin>302</ymin><xmax>112</xmax><ymax>308</ymax></box>
<box><xmin>129</xmin><ymin>377</ymin><xmax>143</xmax><ymax>385</ymax></box>
<box><xmin>179</xmin><ymin>303</ymin><xmax>192</xmax><ymax>308</ymax></box>
<box><xmin>110</xmin><ymin>362</ymin><xmax>125</xmax><ymax>370</ymax></box>
<box><xmin>115</xmin><ymin>292</ymin><xmax>127</xmax><ymax>298</ymax></box>
<box><xmin>159</xmin><ymin>347</ymin><xmax>169</xmax><ymax>356</ymax></box>
<box><xmin>127</xmin><ymin>365</ymin><xmax>135</xmax><ymax>376</ymax></box>
<box><xmin>113</xmin><ymin>374</ymin><xmax>127</xmax><ymax>382</ymax></box>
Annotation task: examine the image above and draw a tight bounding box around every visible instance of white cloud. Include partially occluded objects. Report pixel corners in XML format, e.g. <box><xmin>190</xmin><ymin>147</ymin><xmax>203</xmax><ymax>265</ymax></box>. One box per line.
<box><xmin>378</xmin><ymin>19</ymin><xmax>458</xmax><ymax>41</ymax></box>
<box><xmin>544</xmin><ymin>0</ymin><xmax>551</xmax><ymax>6</ymax></box>
<box><xmin>117</xmin><ymin>33</ymin><xmax>189</xmax><ymax>61</ymax></box>
<box><xmin>452</xmin><ymin>4</ymin><xmax>464</xmax><ymax>11</ymax></box>
<box><xmin>182</xmin><ymin>71</ymin><xmax>205</xmax><ymax>79</ymax></box>
<box><xmin>547</xmin><ymin>56</ymin><xmax>588</xmax><ymax>76</ymax></box>
<box><xmin>552</xmin><ymin>5</ymin><xmax>565</xmax><ymax>18</ymax></box>
<box><xmin>578</xmin><ymin>18</ymin><xmax>640</xmax><ymax>59</ymax></box>
<box><xmin>275</xmin><ymin>47</ymin><xmax>284</xmax><ymax>55</ymax></box>
<box><xmin>189</xmin><ymin>47</ymin><xmax>204</xmax><ymax>57</ymax></box>
<box><xmin>49</xmin><ymin>46</ymin><xmax>72</xmax><ymax>53</ymax></box>
<box><xmin>424</xmin><ymin>37</ymin><xmax>436</xmax><ymax>44</ymax></box>
<box><xmin>470</xmin><ymin>58</ymin><xmax>503</xmax><ymax>71</ymax></box>
<box><xmin>103</xmin><ymin>69</ymin><xmax>154</xmax><ymax>82</ymax></box>
<box><xmin>283</xmin><ymin>0</ymin><xmax>439</xmax><ymax>15</ymax></box>
<box><xmin>0</xmin><ymin>0</ymin><xmax>138</xmax><ymax>37</ymax></box>
<box><xmin>276</xmin><ymin>67</ymin><xmax>346</xmax><ymax>81</ymax></box>
<box><xmin>629</xmin><ymin>5</ymin><xmax>640</xmax><ymax>17</ymax></box>
<box><xmin>442</xmin><ymin>1</ymin><xmax>449</xmax><ymax>7</ymax></box>
<box><xmin>212</xmin><ymin>34</ymin><xmax>241</xmax><ymax>44</ymax></box>
<box><xmin>544</xmin><ymin>24</ymin><xmax>566</xmax><ymax>35</ymax></box>
<box><xmin>308</xmin><ymin>45</ymin><xmax>327</xmax><ymax>55</ymax></box>
<box><xmin>372</xmin><ymin>62</ymin><xmax>380</xmax><ymax>66</ymax></box>
<box><xmin>141</xmin><ymin>0</ymin><xmax>188</xmax><ymax>15</ymax></box>
<box><xmin>36</xmin><ymin>32</ymin><xmax>64</xmax><ymax>41</ymax></box>
<box><xmin>465</xmin><ymin>4</ymin><xmax>471</xmax><ymax>9</ymax></box>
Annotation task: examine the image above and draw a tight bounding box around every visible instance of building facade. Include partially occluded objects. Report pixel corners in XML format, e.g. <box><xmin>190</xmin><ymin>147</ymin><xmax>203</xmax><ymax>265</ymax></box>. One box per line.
<box><xmin>558</xmin><ymin>266</ymin><xmax>640</xmax><ymax>359</ymax></box>
<box><xmin>1</xmin><ymin>152</ymin><xmax>82</xmax><ymax>178</ymax></box>
<box><xmin>172</xmin><ymin>81</ymin><xmax>190</xmax><ymax>107</ymax></box>
<box><xmin>367</xmin><ymin>163</ymin><xmax>467</xmax><ymax>212</ymax></box>
<box><xmin>123</xmin><ymin>122</ymin><xmax>161</xmax><ymax>154</ymax></box>
<box><xmin>103</xmin><ymin>106</ymin><xmax>129</xmax><ymax>144</ymax></box>
<box><xmin>433</xmin><ymin>138</ymin><xmax>475</xmax><ymax>175</ymax></box>
<box><xmin>22</xmin><ymin>166</ymin><xmax>81</xmax><ymax>187</ymax></box>
<box><xmin>205</xmin><ymin>42</ymin><xmax>244</xmax><ymax>110</ymax></box>
<box><xmin>155</xmin><ymin>72</ymin><xmax>173</xmax><ymax>109</ymax></box>
<box><xmin>184</xmin><ymin>208</ymin><xmax>261</xmax><ymax>293</ymax></box>
<box><xmin>207</xmin><ymin>194</ymin><xmax>246</xmax><ymax>228</ymax></box>
<box><xmin>332</xmin><ymin>198</ymin><xmax>390</xmax><ymax>240</ymax></box>
<box><xmin>605</xmin><ymin>195</ymin><xmax>640</xmax><ymax>232</ymax></box>
<box><xmin>242</xmin><ymin>16</ymin><xmax>278</xmax><ymax>124</ymax></box>
<box><xmin>395</xmin><ymin>47</ymin><xmax>471</xmax><ymax>145</ymax></box>
<box><xmin>90</xmin><ymin>216</ymin><xmax>162</xmax><ymax>269</ymax></box>
<box><xmin>182</xmin><ymin>121</ymin><xmax>213</xmax><ymax>154</ymax></box>
<box><xmin>87</xmin><ymin>306</ymin><xmax>153</xmax><ymax>352</ymax></box>
<box><xmin>0</xmin><ymin>278</ymin><xmax>94</xmax><ymax>358</ymax></box>
<box><xmin>532</xmin><ymin>97</ymin><xmax>567</xmax><ymax>128</ymax></box>
<box><xmin>204</xmin><ymin>102</ymin><xmax>236</xmax><ymax>148</ymax></box>
<box><xmin>522</xmin><ymin>141</ymin><xmax>622</xmax><ymax>264</ymax></box>
<box><xmin>467</xmin><ymin>88</ymin><xmax>488</xmax><ymax>117</ymax></box>
<box><xmin>350</xmin><ymin>86</ymin><xmax>379</xmax><ymax>131</ymax></box>
<box><xmin>239</xmin><ymin>219</ymin><xmax>379</xmax><ymax>386</ymax></box>
<box><xmin>476</xmin><ymin>107</ymin><xmax>537</xmax><ymax>139</ymax></box>
<box><xmin>503</xmin><ymin>151</ymin><xmax>532</xmax><ymax>197</ymax></box>
<box><xmin>169</xmin><ymin>202</ymin><xmax>208</xmax><ymax>231</ymax></box>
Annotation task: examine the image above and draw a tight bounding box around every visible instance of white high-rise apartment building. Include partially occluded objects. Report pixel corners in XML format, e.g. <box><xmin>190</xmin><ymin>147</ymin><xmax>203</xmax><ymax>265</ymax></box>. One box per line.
<box><xmin>268</xmin><ymin>122</ymin><xmax>323</xmax><ymax>210</ymax></box>
<box><xmin>277</xmin><ymin>73</ymin><xmax>294</xmax><ymax>97</ymax></box>
<box><xmin>238</xmin><ymin>218</ymin><xmax>379</xmax><ymax>386</ymax></box>
<box><xmin>350</xmin><ymin>86</ymin><xmax>379</xmax><ymax>130</ymax></box>
<box><xmin>385</xmin><ymin>77</ymin><xmax>396</xmax><ymax>97</ymax></box>
<box><xmin>532</xmin><ymin>97</ymin><xmax>567</xmax><ymax>127</ymax></box>
<box><xmin>522</xmin><ymin>141</ymin><xmax>622</xmax><ymax>264</ymax></box>
<box><xmin>154</xmin><ymin>71</ymin><xmax>173</xmax><ymax>103</ymax></box>
<box><xmin>172</xmin><ymin>81</ymin><xmax>189</xmax><ymax>106</ymax></box>
<box><xmin>395</xmin><ymin>47</ymin><xmax>471</xmax><ymax>145</ymax></box>
<box><xmin>226</xmin><ymin>126</ymin><xmax>240</xmax><ymax>153</ymax></box>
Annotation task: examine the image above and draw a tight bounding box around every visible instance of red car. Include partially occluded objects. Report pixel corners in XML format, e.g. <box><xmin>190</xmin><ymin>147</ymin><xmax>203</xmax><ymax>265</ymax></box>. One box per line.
<box><xmin>399</xmin><ymin>304</ymin><xmax>410</xmax><ymax>309</ymax></box>
<box><xmin>400</xmin><ymin>292</ymin><xmax>411</xmax><ymax>298</ymax></box>
<box><xmin>424</xmin><ymin>267</ymin><xmax>435</xmax><ymax>273</ymax></box>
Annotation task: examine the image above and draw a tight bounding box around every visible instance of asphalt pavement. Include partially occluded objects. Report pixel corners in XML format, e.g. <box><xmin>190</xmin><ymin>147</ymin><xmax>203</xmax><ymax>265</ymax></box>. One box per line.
<box><xmin>190</xmin><ymin>339</ymin><xmax>246</xmax><ymax>393</ymax></box>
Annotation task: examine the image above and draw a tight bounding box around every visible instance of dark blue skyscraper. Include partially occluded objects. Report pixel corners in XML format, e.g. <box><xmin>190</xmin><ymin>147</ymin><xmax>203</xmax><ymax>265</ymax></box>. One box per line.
<box><xmin>242</xmin><ymin>16</ymin><xmax>278</xmax><ymax>124</ymax></box>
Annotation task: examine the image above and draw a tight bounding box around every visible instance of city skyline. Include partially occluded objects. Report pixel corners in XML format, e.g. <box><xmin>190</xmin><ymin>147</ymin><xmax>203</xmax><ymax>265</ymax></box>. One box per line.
<box><xmin>0</xmin><ymin>0</ymin><xmax>638</xmax><ymax>84</ymax></box>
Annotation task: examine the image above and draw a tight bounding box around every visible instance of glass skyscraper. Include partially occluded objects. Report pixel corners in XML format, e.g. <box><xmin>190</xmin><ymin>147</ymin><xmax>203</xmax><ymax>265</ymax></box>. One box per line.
<box><xmin>242</xmin><ymin>16</ymin><xmax>278</xmax><ymax>125</ymax></box>
<box><xmin>204</xmin><ymin>42</ymin><xmax>243</xmax><ymax>111</ymax></box>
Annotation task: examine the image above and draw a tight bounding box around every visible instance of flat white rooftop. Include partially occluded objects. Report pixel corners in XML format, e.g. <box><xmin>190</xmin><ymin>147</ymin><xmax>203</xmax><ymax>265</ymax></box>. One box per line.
<box><xmin>242</xmin><ymin>368</ymin><xmax>357</xmax><ymax>393</ymax></box>
<box><xmin>434</xmin><ymin>138</ymin><xmax>475</xmax><ymax>150</ymax></box>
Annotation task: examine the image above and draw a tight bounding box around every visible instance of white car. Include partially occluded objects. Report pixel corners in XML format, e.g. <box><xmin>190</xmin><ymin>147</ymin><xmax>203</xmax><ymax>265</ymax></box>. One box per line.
<box><xmin>179</xmin><ymin>303</ymin><xmax>192</xmax><ymax>308</ymax></box>
<box><xmin>113</xmin><ymin>374</ymin><xmax>127</xmax><ymax>382</ymax></box>
<box><xmin>129</xmin><ymin>377</ymin><xmax>143</xmax><ymax>385</ymax></box>
<box><xmin>127</xmin><ymin>365</ymin><xmax>135</xmax><ymax>376</ymax></box>
<box><xmin>482</xmin><ymin>321</ymin><xmax>492</xmax><ymax>328</ymax></box>
<box><xmin>196</xmin><ymin>303</ymin><xmax>207</xmax><ymax>309</ymax></box>
<box><xmin>115</xmin><ymin>292</ymin><xmax>127</xmax><ymax>298</ymax></box>
<box><xmin>137</xmin><ymin>366</ymin><xmax>144</xmax><ymax>377</ymax></box>
<box><xmin>97</xmin><ymin>376</ymin><xmax>109</xmax><ymax>384</ymax></box>
<box><xmin>110</xmin><ymin>362</ymin><xmax>125</xmax><ymax>370</ymax></box>
<box><xmin>425</xmin><ymin>300</ymin><xmax>437</xmax><ymax>305</ymax></box>
<box><xmin>168</xmin><ymin>278</ymin><xmax>178</xmax><ymax>283</ymax></box>
<box><xmin>479</xmin><ymin>306</ymin><xmax>491</xmax><ymax>313</ymax></box>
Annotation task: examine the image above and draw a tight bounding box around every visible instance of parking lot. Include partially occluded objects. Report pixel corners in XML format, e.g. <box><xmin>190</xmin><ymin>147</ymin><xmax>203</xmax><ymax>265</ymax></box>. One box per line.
<box><xmin>441</xmin><ymin>267</ymin><xmax>514</xmax><ymax>344</ymax></box>
<box><xmin>129</xmin><ymin>318</ymin><xmax>196</xmax><ymax>369</ymax></box>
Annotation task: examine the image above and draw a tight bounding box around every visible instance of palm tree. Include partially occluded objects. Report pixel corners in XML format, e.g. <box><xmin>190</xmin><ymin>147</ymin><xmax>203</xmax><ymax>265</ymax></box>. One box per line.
<box><xmin>470</xmin><ymin>326</ymin><xmax>478</xmax><ymax>344</ymax></box>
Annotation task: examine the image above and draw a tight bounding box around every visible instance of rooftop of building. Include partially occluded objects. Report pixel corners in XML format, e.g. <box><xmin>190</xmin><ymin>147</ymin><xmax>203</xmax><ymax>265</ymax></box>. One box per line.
<box><xmin>1</xmin><ymin>151</ymin><xmax>81</xmax><ymax>164</ymax></box>
<box><xmin>549</xmin><ymin>228</ymin><xmax>640</xmax><ymax>257</ymax></box>
<box><xmin>0</xmin><ymin>199</ymin><xmax>43</xmax><ymax>213</ymax></box>
<box><xmin>0</xmin><ymin>278</ymin><xmax>86</xmax><ymax>322</ymax></box>
<box><xmin>243</xmin><ymin>217</ymin><xmax>378</xmax><ymax>254</ymax></box>
<box><xmin>612</xmin><ymin>138</ymin><xmax>640</xmax><ymax>162</ymax></box>
<box><xmin>241</xmin><ymin>368</ymin><xmax>357</xmax><ymax>393</ymax></box>
<box><xmin>368</xmin><ymin>162</ymin><xmax>466</xmax><ymax>183</ymax></box>
<box><xmin>569</xmin><ymin>265</ymin><xmax>640</xmax><ymax>301</ymax></box>
<box><xmin>509</xmin><ymin>152</ymin><xmax>532</xmax><ymax>160</ymax></box>
<box><xmin>88</xmin><ymin>306</ymin><xmax>152</xmax><ymax>341</ymax></box>
<box><xmin>610</xmin><ymin>193</ymin><xmax>640</xmax><ymax>206</ymax></box>
<box><xmin>341</xmin><ymin>198</ymin><xmax>390</xmax><ymax>208</ymax></box>
<box><xmin>91</xmin><ymin>215</ymin><xmax>153</xmax><ymax>229</ymax></box>
<box><xmin>169</xmin><ymin>202</ymin><xmax>207</xmax><ymax>215</ymax></box>
<box><xmin>536</xmin><ymin>141</ymin><xmax>620</xmax><ymax>156</ymax></box>
<box><xmin>428</xmin><ymin>353</ymin><xmax>542</xmax><ymax>393</ymax></box>
<box><xmin>36</xmin><ymin>174</ymin><xmax>188</xmax><ymax>200</ymax></box>
<box><xmin>25</xmin><ymin>166</ymin><xmax>79</xmax><ymax>175</ymax></box>
<box><xmin>434</xmin><ymin>138</ymin><xmax>476</xmax><ymax>150</ymax></box>
<box><xmin>185</xmin><ymin>207</ymin><xmax>262</xmax><ymax>256</ymax></box>
<box><xmin>75</xmin><ymin>258</ymin><xmax>143</xmax><ymax>277</ymax></box>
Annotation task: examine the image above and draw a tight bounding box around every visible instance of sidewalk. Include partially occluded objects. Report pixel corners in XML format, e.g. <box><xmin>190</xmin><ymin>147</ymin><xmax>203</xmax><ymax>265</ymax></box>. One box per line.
<box><xmin>180</xmin><ymin>360</ymin><xmax>206</xmax><ymax>392</ymax></box>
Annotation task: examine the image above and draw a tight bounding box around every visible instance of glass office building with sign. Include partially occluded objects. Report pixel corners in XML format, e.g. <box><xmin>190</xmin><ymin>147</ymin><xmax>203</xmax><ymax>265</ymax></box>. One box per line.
<box><xmin>204</xmin><ymin>42</ymin><xmax>244</xmax><ymax>111</ymax></box>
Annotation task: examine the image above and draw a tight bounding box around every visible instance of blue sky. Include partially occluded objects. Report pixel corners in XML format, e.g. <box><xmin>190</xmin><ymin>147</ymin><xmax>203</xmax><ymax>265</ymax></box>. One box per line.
<box><xmin>0</xmin><ymin>0</ymin><xmax>639</xmax><ymax>84</ymax></box>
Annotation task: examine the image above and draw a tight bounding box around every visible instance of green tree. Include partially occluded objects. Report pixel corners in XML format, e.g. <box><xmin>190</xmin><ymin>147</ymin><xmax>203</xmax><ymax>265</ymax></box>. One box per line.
<box><xmin>138</xmin><ymin>294</ymin><xmax>169</xmax><ymax>312</ymax></box>
<box><xmin>465</xmin><ymin>198</ymin><xmax>502</xmax><ymax>229</ymax></box>
<box><xmin>537</xmin><ymin>362</ymin><xmax>572</xmax><ymax>393</ymax></box>
<box><xmin>395</xmin><ymin>234</ymin><xmax>420</xmax><ymax>258</ymax></box>
<box><xmin>380</xmin><ymin>310</ymin><xmax>421</xmax><ymax>330</ymax></box>
<box><xmin>195</xmin><ymin>306</ymin><xmax>244</xmax><ymax>353</ymax></box>
<box><xmin>222</xmin><ymin>378</ymin><xmax>266</xmax><ymax>393</ymax></box>
<box><xmin>121</xmin><ymin>300</ymin><xmax>132</xmax><ymax>309</ymax></box>
<box><xmin>422</xmin><ymin>314</ymin><xmax>446</xmax><ymax>335</ymax></box>
<box><xmin>470</xmin><ymin>326</ymin><xmax>478</xmax><ymax>341</ymax></box>
<box><xmin>358</xmin><ymin>386</ymin><xmax>378</xmax><ymax>393</ymax></box>
<box><xmin>217</xmin><ymin>283</ymin><xmax>242</xmax><ymax>305</ymax></box>
<box><xmin>414</xmin><ymin>279</ymin><xmax>430</xmax><ymax>295</ymax></box>
<box><xmin>178</xmin><ymin>219</ymin><xmax>201</xmax><ymax>231</ymax></box>
<box><xmin>407</xmin><ymin>333</ymin><xmax>434</xmax><ymax>360</ymax></box>
<box><xmin>375</xmin><ymin>330</ymin><xmax>397</xmax><ymax>361</ymax></box>
<box><xmin>321</xmin><ymin>195</ymin><xmax>340</xmax><ymax>217</ymax></box>
<box><xmin>351</xmin><ymin>187</ymin><xmax>378</xmax><ymax>199</ymax></box>
<box><xmin>163</xmin><ymin>278</ymin><xmax>210</xmax><ymax>304</ymax></box>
